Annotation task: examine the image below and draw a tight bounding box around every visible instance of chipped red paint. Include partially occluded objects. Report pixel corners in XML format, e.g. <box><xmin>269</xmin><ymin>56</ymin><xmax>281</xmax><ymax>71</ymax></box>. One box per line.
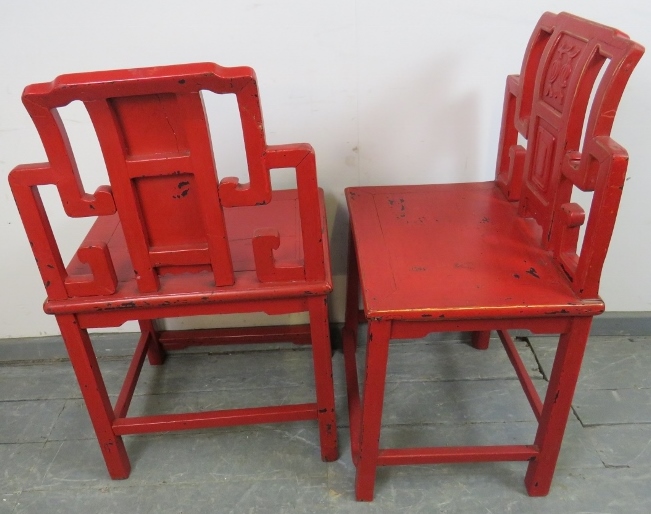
<box><xmin>342</xmin><ymin>12</ymin><xmax>643</xmax><ymax>501</ymax></box>
<box><xmin>9</xmin><ymin>62</ymin><xmax>338</xmax><ymax>478</ymax></box>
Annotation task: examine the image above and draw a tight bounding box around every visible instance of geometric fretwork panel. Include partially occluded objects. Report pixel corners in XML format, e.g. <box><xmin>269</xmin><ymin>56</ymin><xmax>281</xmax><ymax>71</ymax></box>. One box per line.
<box><xmin>531</xmin><ymin>123</ymin><xmax>557</xmax><ymax>193</ymax></box>
<box><xmin>9</xmin><ymin>63</ymin><xmax>324</xmax><ymax>296</ymax></box>
<box><xmin>494</xmin><ymin>12</ymin><xmax>644</xmax><ymax>295</ymax></box>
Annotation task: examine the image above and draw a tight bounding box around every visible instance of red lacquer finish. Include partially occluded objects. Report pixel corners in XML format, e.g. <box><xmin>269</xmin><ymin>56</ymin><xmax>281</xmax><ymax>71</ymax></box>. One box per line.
<box><xmin>9</xmin><ymin>62</ymin><xmax>338</xmax><ymax>478</ymax></box>
<box><xmin>343</xmin><ymin>12</ymin><xmax>643</xmax><ymax>501</ymax></box>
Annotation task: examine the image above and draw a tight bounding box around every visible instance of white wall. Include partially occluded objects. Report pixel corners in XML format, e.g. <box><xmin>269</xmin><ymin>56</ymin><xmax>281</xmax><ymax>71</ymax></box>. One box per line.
<box><xmin>1</xmin><ymin>1</ymin><xmax>650</xmax><ymax>338</ymax></box>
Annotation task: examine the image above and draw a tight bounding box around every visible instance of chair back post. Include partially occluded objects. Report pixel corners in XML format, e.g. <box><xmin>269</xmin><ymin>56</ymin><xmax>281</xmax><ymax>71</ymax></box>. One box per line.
<box><xmin>10</xmin><ymin>63</ymin><xmax>326</xmax><ymax>299</ymax></box>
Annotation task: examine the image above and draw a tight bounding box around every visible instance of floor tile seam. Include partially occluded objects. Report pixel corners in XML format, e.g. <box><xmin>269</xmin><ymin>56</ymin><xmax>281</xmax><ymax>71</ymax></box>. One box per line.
<box><xmin>44</xmin><ymin>422</ymin><xmax>326</xmax><ymax>442</ymax></box>
<box><xmin>0</xmin><ymin>347</ymin><xmax>315</xmax><ymax>366</ymax></box>
<box><xmin>0</xmin><ymin>437</ymin><xmax>51</xmax><ymax>445</ymax></box>
<box><xmin>382</xmin><ymin>376</ymin><xmax>547</xmax><ymax>384</ymax></box>
<box><xmin>337</xmin><ymin>420</ymin><xmax>540</xmax><ymax>429</ymax></box>
<box><xmin>1</xmin><ymin>443</ymin><xmax>54</xmax><ymax>496</ymax></box>
<box><xmin>0</xmin><ymin>384</ymin><xmax>321</xmax><ymax>402</ymax></box>
<box><xmin>575</xmin><ymin>386</ymin><xmax>651</xmax><ymax>391</ymax></box>
<box><xmin>116</xmin><ymin>386</ymin><xmax>318</xmax><ymax>398</ymax></box>
<box><xmin>584</xmin><ymin>438</ymin><xmax>651</xmax><ymax>471</ymax></box>
<box><xmin>0</xmin><ymin>359</ymin><xmax>73</xmax><ymax>367</ymax></box>
<box><xmin>166</xmin><ymin>346</ymin><xmax>315</xmax><ymax>356</ymax></box>
<box><xmin>601</xmin><ymin>463</ymin><xmax>638</xmax><ymax>469</ymax></box>
<box><xmin>1</xmin><ymin>371</ymin><xmax>545</xmax><ymax>382</ymax></box>
<box><xmin>0</xmin><ymin>492</ymin><xmax>21</xmax><ymax>509</ymax></box>
<box><xmin>571</xmin><ymin>405</ymin><xmax>585</xmax><ymax>427</ymax></box>
<box><xmin>30</xmin><ymin>436</ymin><xmax>98</xmax><ymax>443</ymax></box>
<box><xmin>0</xmin><ymin>398</ymin><xmax>75</xmax><ymax>404</ymax></box>
<box><xmin>581</xmin><ymin>421</ymin><xmax>651</xmax><ymax>428</ymax></box>
<box><xmin>559</xmin><ymin>409</ymin><xmax>611</xmax><ymax>470</ymax></box>
<box><xmin>0</xmin><ymin>441</ymin><xmax>46</xmax><ymax>448</ymax></box>
<box><xmin>0</xmin><ymin>357</ymin><xmax>132</xmax><ymax>367</ymax></box>
<box><xmin>4</xmin><ymin>384</ymin><xmax>546</xmax><ymax>404</ymax></box>
<box><xmin>1</xmin><ymin>396</ymin><xmax>82</xmax><ymax>403</ymax></box>
<box><xmin>44</xmin><ymin>403</ymin><xmax>67</xmax><ymax>445</ymax></box>
<box><xmin>384</xmin><ymin>339</ymin><xmax>523</xmax><ymax>348</ymax></box>
<box><xmin>14</xmin><ymin>473</ymin><xmax>329</xmax><ymax>494</ymax></box>
<box><xmin>519</xmin><ymin>336</ymin><xmax>549</xmax><ymax>381</ymax></box>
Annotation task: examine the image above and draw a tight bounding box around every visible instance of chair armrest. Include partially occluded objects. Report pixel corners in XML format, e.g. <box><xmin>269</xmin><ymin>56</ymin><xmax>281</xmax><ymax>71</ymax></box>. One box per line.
<box><xmin>555</xmin><ymin>136</ymin><xmax>629</xmax><ymax>297</ymax></box>
<box><xmin>571</xmin><ymin>136</ymin><xmax>629</xmax><ymax>298</ymax></box>
<box><xmin>264</xmin><ymin>143</ymin><xmax>315</xmax><ymax>167</ymax></box>
<box><xmin>495</xmin><ymin>75</ymin><xmax>527</xmax><ymax>200</ymax></box>
<box><xmin>267</xmin><ymin>144</ymin><xmax>326</xmax><ymax>282</ymax></box>
<box><xmin>242</xmin><ymin>144</ymin><xmax>326</xmax><ymax>283</ymax></box>
<box><xmin>9</xmin><ymin>163</ymin><xmax>118</xmax><ymax>300</ymax></box>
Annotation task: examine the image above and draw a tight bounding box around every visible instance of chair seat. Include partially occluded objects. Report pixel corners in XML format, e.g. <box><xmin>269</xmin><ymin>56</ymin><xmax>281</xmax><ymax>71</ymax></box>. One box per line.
<box><xmin>45</xmin><ymin>189</ymin><xmax>331</xmax><ymax>315</ymax></box>
<box><xmin>347</xmin><ymin>181</ymin><xmax>603</xmax><ymax>321</ymax></box>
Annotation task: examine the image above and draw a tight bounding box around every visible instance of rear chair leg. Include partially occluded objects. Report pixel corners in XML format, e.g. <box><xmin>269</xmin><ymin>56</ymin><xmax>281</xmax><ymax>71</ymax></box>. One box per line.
<box><xmin>471</xmin><ymin>331</ymin><xmax>491</xmax><ymax>350</ymax></box>
<box><xmin>343</xmin><ymin>231</ymin><xmax>363</xmax><ymax>463</ymax></box>
<box><xmin>342</xmin><ymin>229</ymin><xmax>361</xmax><ymax>347</ymax></box>
<box><xmin>57</xmin><ymin>314</ymin><xmax>131</xmax><ymax>479</ymax></box>
<box><xmin>139</xmin><ymin>319</ymin><xmax>166</xmax><ymax>365</ymax></box>
<box><xmin>308</xmin><ymin>296</ymin><xmax>338</xmax><ymax>462</ymax></box>
<box><xmin>525</xmin><ymin>317</ymin><xmax>592</xmax><ymax>495</ymax></box>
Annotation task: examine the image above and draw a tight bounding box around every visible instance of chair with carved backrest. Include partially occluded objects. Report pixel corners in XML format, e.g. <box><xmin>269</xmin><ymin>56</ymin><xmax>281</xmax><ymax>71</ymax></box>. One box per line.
<box><xmin>9</xmin><ymin>62</ymin><xmax>338</xmax><ymax>478</ymax></box>
<box><xmin>343</xmin><ymin>12</ymin><xmax>643</xmax><ymax>500</ymax></box>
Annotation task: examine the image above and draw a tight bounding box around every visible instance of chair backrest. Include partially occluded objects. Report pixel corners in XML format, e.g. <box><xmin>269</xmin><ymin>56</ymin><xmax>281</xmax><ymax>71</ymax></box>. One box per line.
<box><xmin>10</xmin><ymin>63</ymin><xmax>325</xmax><ymax>299</ymax></box>
<box><xmin>494</xmin><ymin>12</ymin><xmax>643</xmax><ymax>298</ymax></box>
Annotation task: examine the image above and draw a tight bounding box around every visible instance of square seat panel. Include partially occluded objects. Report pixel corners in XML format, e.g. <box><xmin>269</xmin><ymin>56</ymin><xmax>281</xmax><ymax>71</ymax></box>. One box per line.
<box><xmin>347</xmin><ymin>182</ymin><xmax>603</xmax><ymax>322</ymax></box>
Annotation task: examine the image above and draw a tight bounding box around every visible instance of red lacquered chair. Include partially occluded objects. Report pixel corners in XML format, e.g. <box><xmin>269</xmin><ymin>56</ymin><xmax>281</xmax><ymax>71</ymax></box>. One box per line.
<box><xmin>343</xmin><ymin>12</ymin><xmax>643</xmax><ymax>500</ymax></box>
<box><xmin>9</xmin><ymin>62</ymin><xmax>338</xmax><ymax>478</ymax></box>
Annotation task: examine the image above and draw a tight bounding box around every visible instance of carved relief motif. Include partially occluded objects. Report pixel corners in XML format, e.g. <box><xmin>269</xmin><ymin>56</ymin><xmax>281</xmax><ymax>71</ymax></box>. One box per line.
<box><xmin>543</xmin><ymin>37</ymin><xmax>581</xmax><ymax>110</ymax></box>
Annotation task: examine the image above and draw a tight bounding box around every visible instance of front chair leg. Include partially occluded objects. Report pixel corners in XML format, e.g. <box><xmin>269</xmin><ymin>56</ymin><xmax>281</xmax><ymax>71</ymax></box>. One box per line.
<box><xmin>342</xmin><ymin>234</ymin><xmax>363</xmax><ymax>463</ymax></box>
<box><xmin>57</xmin><ymin>314</ymin><xmax>131</xmax><ymax>479</ymax></box>
<box><xmin>525</xmin><ymin>317</ymin><xmax>592</xmax><ymax>495</ymax></box>
<box><xmin>355</xmin><ymin>320</ymin><xmax>391</xmax><ymax>501</ymax></box>
<box><xmin>308</xmin><ymin>296</ymin><xmax>338</xmax><ymax>462</ymax></box>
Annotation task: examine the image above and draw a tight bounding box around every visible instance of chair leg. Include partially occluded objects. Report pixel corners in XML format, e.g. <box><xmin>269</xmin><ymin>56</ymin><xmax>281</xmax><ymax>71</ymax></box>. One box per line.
<box><xmin>56</xmin><ymin>314</ymin><xmax>131</xmax><ymax>479</ymax></box>
<box><xmin>524</xmin><ymin>317</ymin><xmax>592</xmax><ymax>496</ymax></box>
<box><xmin>138</xmin><ymin>320</ymin><xmax>166</xmax><ymax>365</ymax></box>
<box><xmin>308</xmin><ymin>296</ymin><xmax>338</xmax><ymax>462</ymax></box>
<box><xmin>343</xmin><ymin>229</ymin><xmax>361</xmax><ymax>346</ymax></box>
<box><xmin>471</xmin><ymin>331</ymin><xmax>491</xmax><ymax>350</ymax></box>
<box><xmin>355</xmin><ymin>320</ymin><xmax>391</xmax><ymax>502</ymax></box>
<box><xmin>343</xmin><ymin>232</ymin><xmax>362</xmax><ymax>463</ymax></box>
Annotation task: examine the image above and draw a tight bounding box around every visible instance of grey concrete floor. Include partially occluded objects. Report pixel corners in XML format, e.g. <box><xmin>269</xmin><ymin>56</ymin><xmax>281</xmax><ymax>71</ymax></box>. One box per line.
<box><xmin>1</xmin><ymin>329</ymin><xmax>650</xmax><ymax>513</ymax></box>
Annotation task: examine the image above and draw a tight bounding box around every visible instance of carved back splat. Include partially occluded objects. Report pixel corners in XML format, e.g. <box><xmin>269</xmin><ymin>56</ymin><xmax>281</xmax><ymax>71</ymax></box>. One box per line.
<box><xmin>12</xmin><ymin>63</ymin><xmax>321</xmax><ymax>297</ymax></box>
<box><xmin>495</xmin><ymin>12</ymin><xmax>643</xmax><ymax>297</ymax></box>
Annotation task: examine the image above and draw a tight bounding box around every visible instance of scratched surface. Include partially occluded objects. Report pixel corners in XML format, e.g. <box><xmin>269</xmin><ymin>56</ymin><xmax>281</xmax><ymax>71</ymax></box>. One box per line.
<box><xmin>346</xmin><ymin>183</ymin><xmax>603</xmax><ymax>321</ymax></box>
<box><xmin>2</xmin><ymin>332</ymin><xmax>651</xmax><ymax>512</ymax></box>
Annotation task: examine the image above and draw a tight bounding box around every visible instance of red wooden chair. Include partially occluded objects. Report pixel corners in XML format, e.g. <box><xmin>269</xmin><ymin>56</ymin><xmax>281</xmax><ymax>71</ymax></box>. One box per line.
<box><xmin>343</xmin><ymin>12</ymin><xmax>643</xmax><ymax>501</ymax></box>
<box><xmin>9</xmin><ymin>62</ymin><xmax>338</xmax><ymax>478</ymax></box>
